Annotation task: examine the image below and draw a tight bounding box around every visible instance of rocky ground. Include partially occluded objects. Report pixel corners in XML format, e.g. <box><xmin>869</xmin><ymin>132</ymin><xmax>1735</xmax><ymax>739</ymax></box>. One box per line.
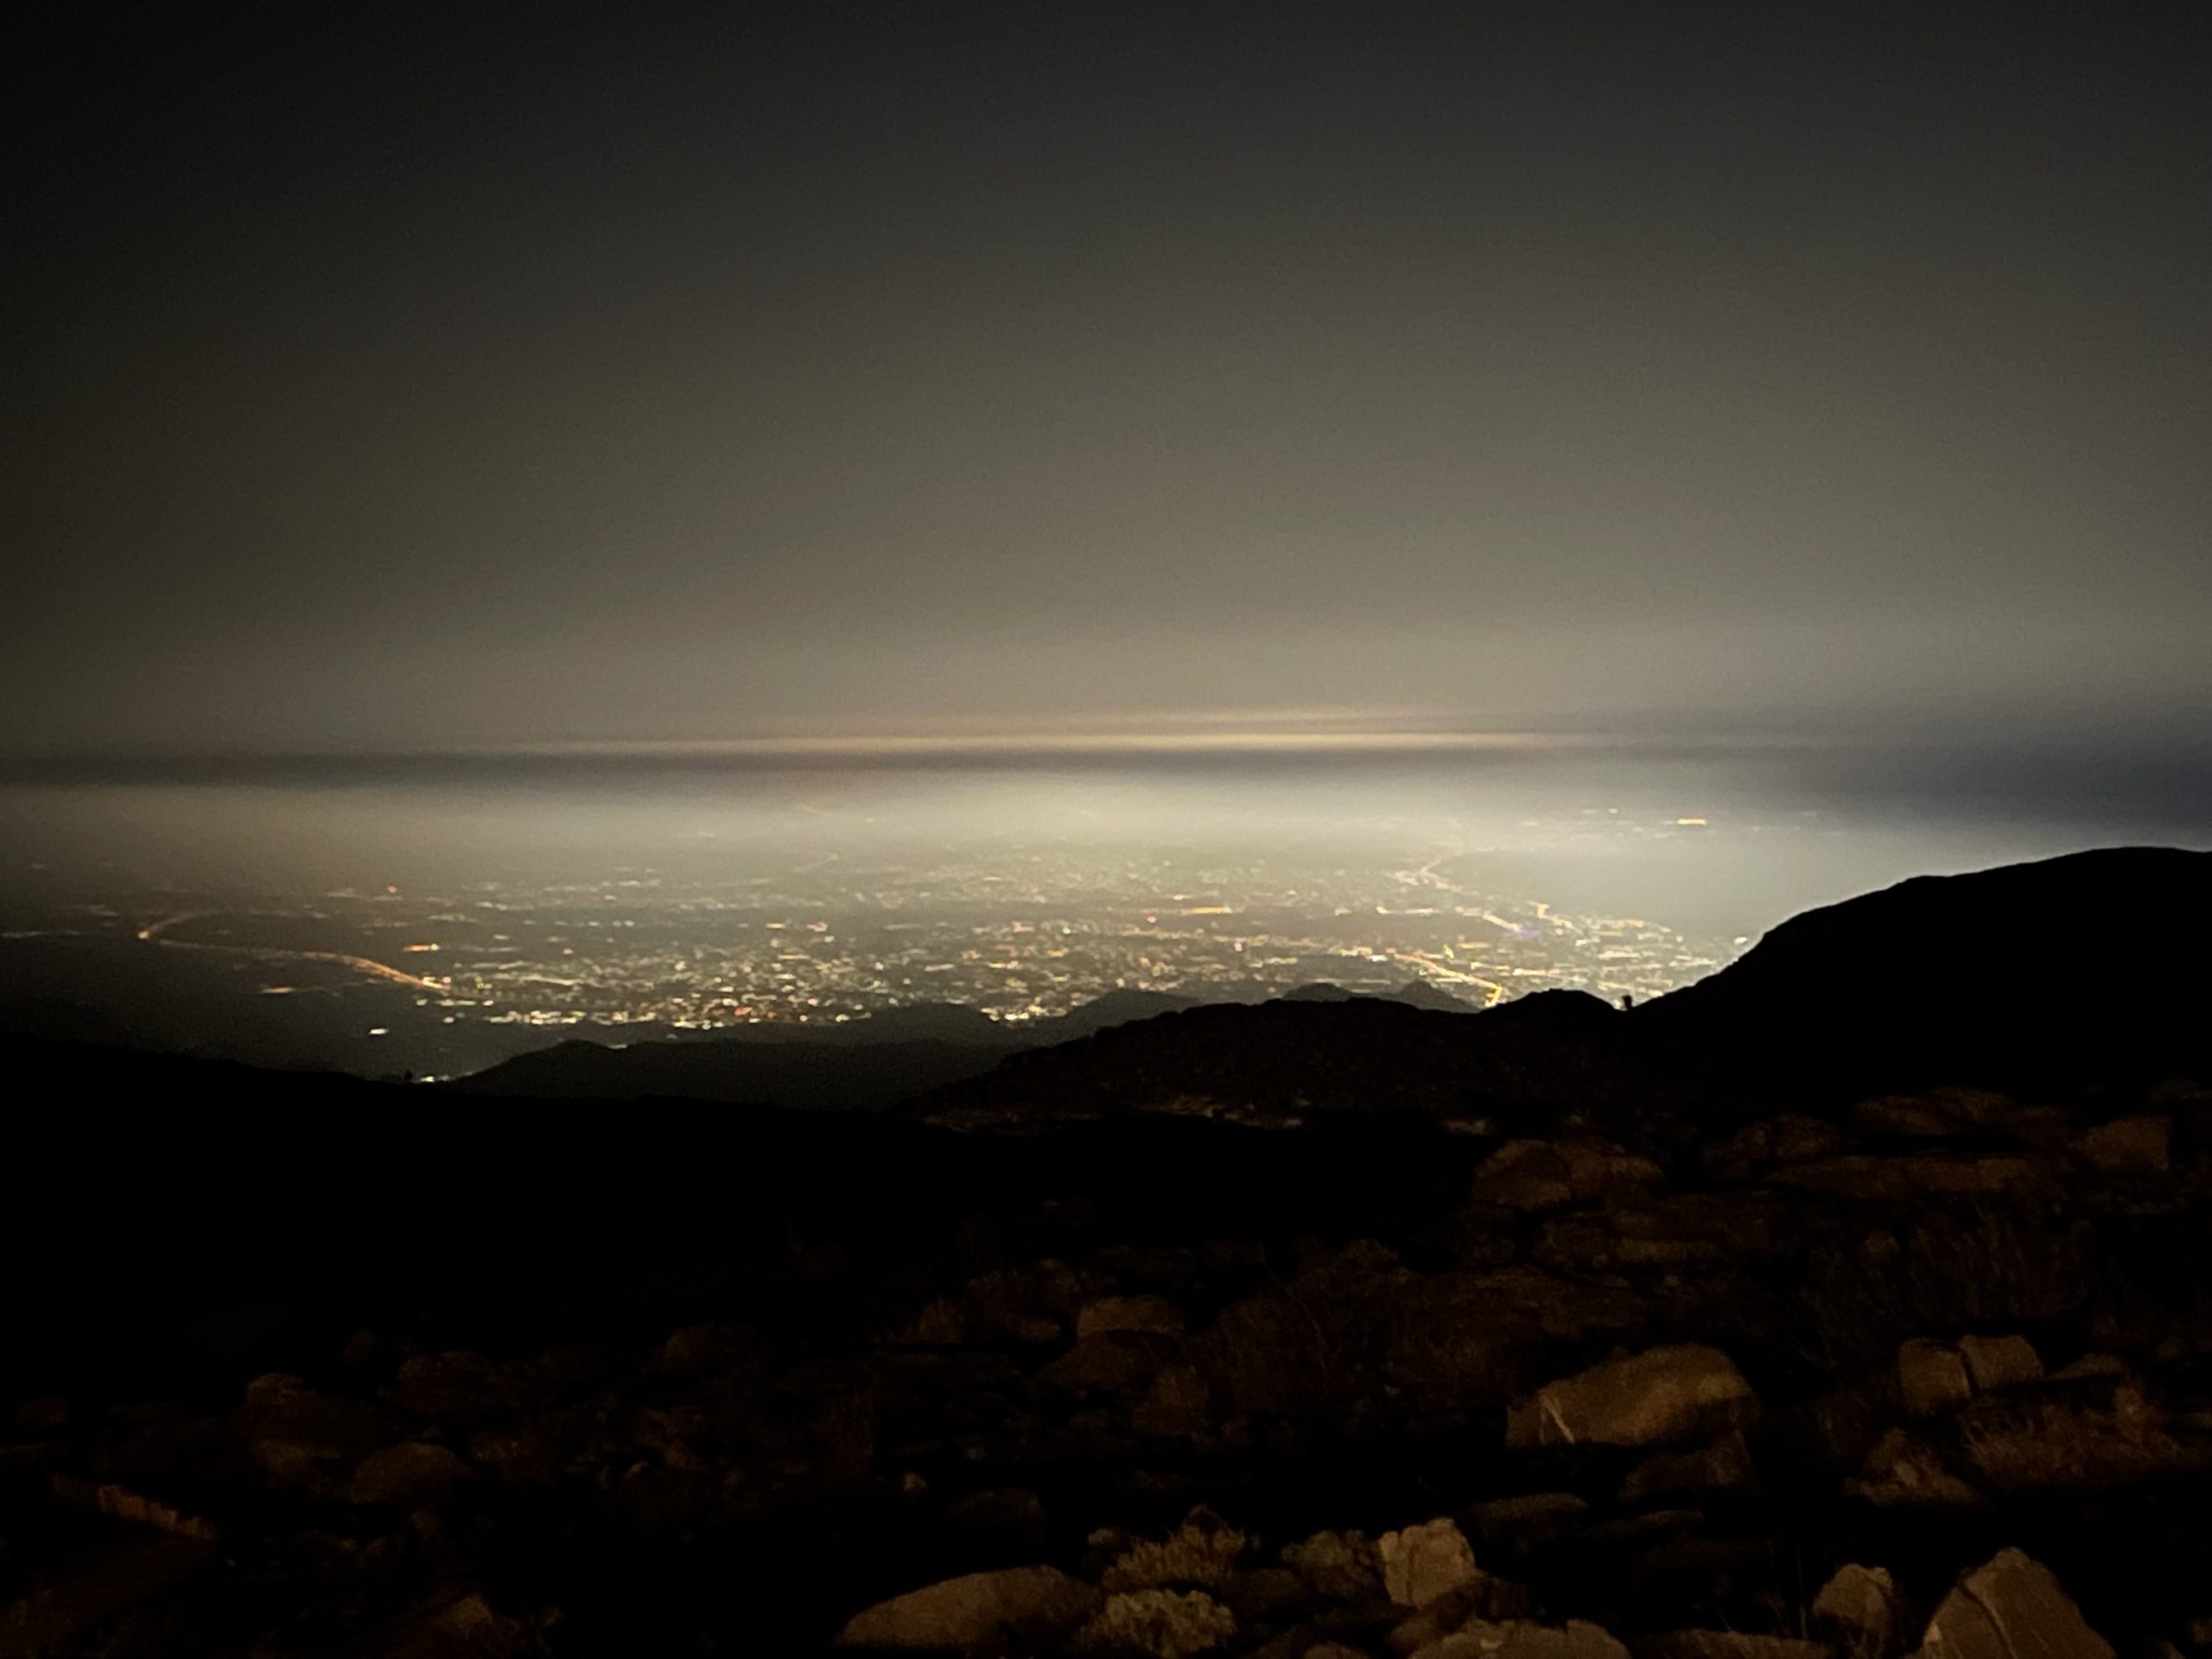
<box><xmin>6</xmin><ymin>1052</ymin><xmax>2212</xmax><ymax>1656</ymax></box>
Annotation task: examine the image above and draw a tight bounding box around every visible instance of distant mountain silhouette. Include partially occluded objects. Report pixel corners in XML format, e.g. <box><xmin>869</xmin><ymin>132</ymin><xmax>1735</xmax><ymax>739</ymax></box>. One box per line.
<box><xmin>1637</xmin><ymin>845</ymin><xmax>2212</xmax><ymax>1093</ymax></box>
<box><xmin>1281</xmin><ymin>977</ymin><xmax>1478</xmax><ymax>1013</ymax></box>
<box><xmin>449</xmin><ymin>984</ymin><xmax>1408</xmax><ymax>1103</ymax></box>
<box><xmin>918</xmin><ymin>988</ymin><xmax>1639</xmax><ymax>1130</ymax></box>
<box><xmin>446</xmin><ymin>990</ymin><xmax>1196</xmax><ymax>1105</ymax></box>
<box><xmin>450</xmin><ymin>1033</ymin><xmax>1008</xmax><ymax>1108</ymax></box>
<box><xmin>1040</xmin><ymin>986</ymin><xmax>1200</xmax><ymax>1036</ymax></box>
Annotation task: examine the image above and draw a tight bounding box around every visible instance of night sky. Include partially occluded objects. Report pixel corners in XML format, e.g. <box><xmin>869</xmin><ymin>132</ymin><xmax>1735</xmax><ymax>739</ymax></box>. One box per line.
<box><xmin>7</xmin><ymin>3</ymin><xmax>2206</xmax><ymax>755</ymax></box>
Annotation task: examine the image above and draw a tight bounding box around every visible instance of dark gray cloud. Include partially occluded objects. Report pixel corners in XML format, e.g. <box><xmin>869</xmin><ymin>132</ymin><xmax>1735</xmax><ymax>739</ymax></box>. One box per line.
<box><xmin>5</xmin><ymin>3</ymin><xmax>2206</xmax><ymax>753</ymax></box>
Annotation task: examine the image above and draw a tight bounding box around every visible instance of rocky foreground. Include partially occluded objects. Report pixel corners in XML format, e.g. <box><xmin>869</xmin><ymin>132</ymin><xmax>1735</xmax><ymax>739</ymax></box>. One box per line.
<box><xmin>4</xmin><ymin>849</ymin><xmax>2212</xmax><ymax>1656</ymax></box>
<box><xmin>4</xmin><ymin>1066</ymin><xmax>2211</xmax><ymax>1656</ymax></box>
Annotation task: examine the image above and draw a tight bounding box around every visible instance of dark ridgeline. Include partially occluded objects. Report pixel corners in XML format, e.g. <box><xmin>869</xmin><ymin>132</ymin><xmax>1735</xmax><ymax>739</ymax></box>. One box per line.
<box><xmin>448</xmin><ymin>992</ymin><xmax>1205</xmax><ymax>1109</ymax></box>
<box><xmin>1636</xmin><ymin>845</ymin><xmax>2212</xmax><ymax>1095</ymax></box>
<box><xmin>2</xmin><ymin>848</ymin><xmax>2210</xmax><ymax>1656</ymax></box>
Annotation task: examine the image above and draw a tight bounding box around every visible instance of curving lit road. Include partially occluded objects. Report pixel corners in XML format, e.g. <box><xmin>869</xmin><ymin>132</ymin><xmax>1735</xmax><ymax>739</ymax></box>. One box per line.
<box><xmin>137</xmin><ymin>915</ymin><xmax>451</xmax><ymax>994</ymax></box>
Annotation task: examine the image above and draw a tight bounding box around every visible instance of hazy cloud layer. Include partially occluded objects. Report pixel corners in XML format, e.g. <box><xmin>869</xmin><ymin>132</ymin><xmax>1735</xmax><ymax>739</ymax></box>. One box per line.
<box><xmin>6</xmin><ymin>5</ymin><xmax>2206</xmax><ymax>753</ymax></box>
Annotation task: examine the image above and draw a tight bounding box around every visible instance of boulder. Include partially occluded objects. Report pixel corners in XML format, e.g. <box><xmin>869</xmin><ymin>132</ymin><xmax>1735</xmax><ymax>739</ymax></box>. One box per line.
<box><xmin>1853</xmin><ymin>1087</ymin><xmax>2063</xmax><ymax>1145</ymax></box>
<box><xmin>1535</xmin><ymin>1194</ymin><xmax>1782</xmax><ymax>1274</ymax></box>
<box><xmin>1469</xmin><ymin>1141</ymin><xmax>1578</xmax><ymax>1212</ymax></box>
<box><xmin>1897</xmin><ymin>1341</ymin><xmax>1974</xmax><ymax>1419</ymax></box>
<box><xmin>1913</xmin><ymin>1548</ymin><xmax>2112</xmax><ymax>1659</ymax></box>
<box><xmin>1813</xmin><ymin>1563</ymin><xmax>1910</xmax><ymax>1657</ymax></box>
<box><xmin>232</xmin><ymin>1373</ymin><xmax>402</xmax><ymax>1489</ymax></box>
<box><xmin>1392</xmin><ymin>1580</ymin><xmax>1539</xmax><ymax>1656</ymax></box>
<box><xmin>1471</xmin><ymin>1140</ymin><xmax>1665</xmax><ymax>1214</ymax></box>
<box><xmin>390</xmin><ymin>1351</ymin><xmax>535</xmax><ymax>1426</ymax></box>
<box><xmin>359</xmin><ymin>1587</ymin><xmax>531</xmax><ymax>1658</ymax></box>
<box><xmin>1079</xmin><ymin>1294</ymin><xmax>1189</xmax><ymax>1339</ymax></box>
<box><xmin>1850</xmin><ymin>1429</ymin><xmax>1984</xmax><ymax>1509</ymax></box>
<box><xmin>1771</xmin><ymin>1116</ymin><xmax>1853</xmax><ymax>1163</ymax></box>
<box><xmin>650</xmin><ymin>1322</ymin><xmax>760</xmax><ymax>1376</ymax></box>
<box><xmin>0</xmin><ymin>1532</ymin><xmax>213</xmax><ymax>1655</ymax></box>
<box><xmin>1379</xmin><ymin>1517</ymin><xmax>1480</xmax><ymax>1609</ymax></box>
<box><xmin>1507</xmin><ymin>1345</ymin><xmax>1754</xmax><ymax>1449</ymax></box>
<box><xmin>1557</xmin><ymin>1140</ymin><xmax>1668</xmax><ymax>1200</ymax></box>
<box><xmin>1394</xmin><ymin>1599</ymin><xmax>1472</xmax><ymax>1656</ymax></box>
<box><xmin>2076</xmin><ymin>1115</ymin><xmax>2170</xmax><ymax>1176</ymax></box>
<box><xmin>1854</xmin><ymin>1094</ymin><xmax>1977</xmax><ymax>1138</ymax></box>
<box><xmin>1619</xmin><ymin>1430</ymin><xmax>1759</xmax><ymax>1502</ymax></box>
<box><xmin>1956</xmin><ymin>1336</ymin><xmax>2042</xmax><ymax>1395</ymax></box>
<box><xmin>834</xmin><ymin>1566</ymin><xmax>1097</xmax><ymax>1650</ymax></box>
<box><xmin>965</xmin><ymin>1262</ymin><xmax>1087</xmax><ymax>1344</ymax></box>
<box><xmin>1700</xmin><ymin>1121</ymin><xmax>1777</xmax><ymax>1181</ymax></box>
<box><xmin>1035</xmin><ymin>1333</ymin><xmax>1175</xmax><ymax>1400</ymax></box>
<box><xmin>1693</xmin><ymin>1112</ymin><xmax>1857</xmax><ymax>1179</ymax></box>
<box><xmin>47</xmin><ymin>1476</ymin><xmax>219</xmax><ymax>1541</ymax></box>
<box><xmin>2050</xmin><ymin>1353</ymin><xmax>2128</xmax><ymax>1383</ymax></box>
<box><xmin>346</xmin><ymin>1440</ymin><xmax>475</xmax><ymax>1505</ymax></box>
<box><xmin>467</xmin><ymin>1412</ymin><xmax>582</xmax><ymax>1488</ymax></box>
<box><xmin>1281</xmin><ymin>1529</ymin><xmax>1384</xmax><ymax>1600</ymax></box>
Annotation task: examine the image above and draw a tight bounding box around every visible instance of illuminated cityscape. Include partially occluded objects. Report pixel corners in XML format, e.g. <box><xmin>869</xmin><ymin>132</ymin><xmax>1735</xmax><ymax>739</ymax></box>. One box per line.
<box><xmin>0</xmin><ymin>831</ymin><xmax>1738</xmax><ymax>1077</ymax></box>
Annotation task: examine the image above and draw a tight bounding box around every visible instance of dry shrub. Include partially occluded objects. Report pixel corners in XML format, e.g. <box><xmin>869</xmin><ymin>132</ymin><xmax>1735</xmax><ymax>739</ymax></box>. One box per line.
<box><xmin>1764</xmin><ymin>1230</ymin><xmax>1913</xmax><ymax>1378</ymax></box>
<box><xmin>1904</xmin><ymin>1209</ymin><xmax>2087</xmax><ymax>1327</ymax></box>
<box><xmin>1100</xmin><ymin>1509</ymin><xmax>1249</xmax><ymax>1592</ymax></box>
<box><xmin>1955</xmin><ymin>1383</ymin><xmax>2183</xmax><ymax>1493</ymax></box>
<box><xmin>1068</xmin><ymin>1589</ymin><xmax>1236</xmax><ymax>1658</ymax></box>
<box><xmin>1186</xmin><ymin>1292</ymin><xmax>1355</xmax><ymax>1420</ymax></box>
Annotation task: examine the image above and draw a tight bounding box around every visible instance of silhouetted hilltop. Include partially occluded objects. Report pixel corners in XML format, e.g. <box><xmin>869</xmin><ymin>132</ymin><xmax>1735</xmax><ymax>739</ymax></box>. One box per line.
<box><xmin>1044</xmin><ymin>986</ymin><xmax>1200</xmax><ymax>1036</ymax></box>
<box><xmin>1638</xmin><ymin>845</ymin><xmax>2212</xmax><ymax>1094</ymax></box>
<box><xmin>449</xmin><ymin>985</ymin><xmax>1399</xmax><ymax>1103</ymax></box>
<box><xmin>452</xmin><ymin>1033</ymin><xmax>1008</xmax><ymax>1108</ymax></box>
<box><xmin>1281</xmin><ymin>978</ymin><xmax>1478</xmax><ymax>1013</ymax></box>
<box><xmin>918</xmin><ymin>988</ymin><xmax>1639</xmax><ymax>1130</ymax></box>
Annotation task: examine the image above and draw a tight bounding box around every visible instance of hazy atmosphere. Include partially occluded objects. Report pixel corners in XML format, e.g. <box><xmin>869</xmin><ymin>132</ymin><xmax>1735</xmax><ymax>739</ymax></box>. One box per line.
<box><xmin>6</xmin><ymin>3</ymin><xmax>2206</xmax><ymax>753</ymax></box>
